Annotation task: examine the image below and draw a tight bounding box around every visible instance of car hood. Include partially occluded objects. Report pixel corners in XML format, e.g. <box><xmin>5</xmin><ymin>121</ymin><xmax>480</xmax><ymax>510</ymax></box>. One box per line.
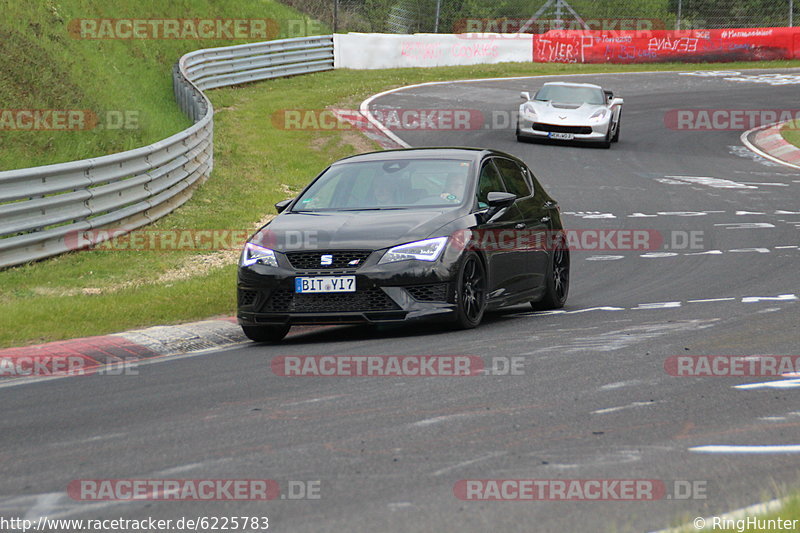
<box><xmin>520</xmin><ymin>100</ymin><xmax>607</xmax><ymax>125</ymax></box>
<box><xmin>252</xmin><ymin>209</ymin><xmax>459</xmax><ymax>251</ymax></box>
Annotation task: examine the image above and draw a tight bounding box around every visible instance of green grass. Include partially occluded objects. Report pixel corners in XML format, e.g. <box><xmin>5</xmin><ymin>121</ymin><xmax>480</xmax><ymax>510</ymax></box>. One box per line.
<box><xmin>2</xmin><ymin>31</ymin><xmax>800</xmax><ymax>348</ymax></box>
<box><xmin>663</xmin><ymin>492</ymin><xmax>800</xmax><ymax>532</ymax></box>
<box><xmin>781</xmin><ymin>119</ymin><xmax>800</xmax><ymax>148</ymax></box>
<box><xmin>0</xmin><ymin>0</ymin><xmax>327</xmax><ymax>170</ymax></box>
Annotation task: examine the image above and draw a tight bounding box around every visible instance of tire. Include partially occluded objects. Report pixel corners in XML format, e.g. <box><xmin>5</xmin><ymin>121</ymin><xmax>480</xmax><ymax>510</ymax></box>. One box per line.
<box><xmin>599</xmin><ymin>126</ymin><xmax>612</xmax><ymax>149</ymax></box>
<box><xmin>242</xmin><ymin>324</ymin><xmax>290</xmax><ymax>343</ymax></box>
<box><xmin>611</xmin><ymin>115</ymin><xmax>621</xmax><ymax>142</ymax></box>
<box><xmin>531</xmin><ymin>243</ymin><xmax>570</xmax><ymax>311</ymax></box>
<box><xmin>452</xmin><ymin>253</ymin><xmax>487</xmax><ymax>329</ymax></box>
<box><xmin>515</xmin><ymin>121</ymin><xmax>525</xmax><ymax>143</ymax></box>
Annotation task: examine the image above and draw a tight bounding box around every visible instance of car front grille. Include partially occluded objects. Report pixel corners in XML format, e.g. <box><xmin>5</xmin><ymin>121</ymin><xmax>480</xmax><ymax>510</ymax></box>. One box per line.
<box><xmin>406</xmin><ymin>284</ymin><xmax>448</xmax><ymax>302</ymax></box>
<box><xmin>532</xmin><ymin>123</ymin><xmax>593</xmax><ymax>134</ymax></box>
<box><xmin>285</xmin><ymin>250</ymin><xmax>372</xmax><ymax>270</ymax></box>
<box><xmin>262</xmin><ymin>288</ymin><xmax>400</xmax><ymax>313</ymax></box>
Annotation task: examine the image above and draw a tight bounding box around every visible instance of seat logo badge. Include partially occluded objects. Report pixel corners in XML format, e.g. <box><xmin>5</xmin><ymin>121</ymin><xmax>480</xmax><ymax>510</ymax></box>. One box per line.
<box><xmin>348</xmin><ymin>259</ymin><xmax>361</xmax><ymax>266</ymax></box>
<box><xmin>320</xmin><ymin>254</ymin><xmax>333</xmax><ymax>266</ymax></box>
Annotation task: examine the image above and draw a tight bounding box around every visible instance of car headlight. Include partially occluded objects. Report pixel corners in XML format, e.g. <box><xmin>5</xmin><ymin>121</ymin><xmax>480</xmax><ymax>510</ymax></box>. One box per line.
<box><xmin>588</xmin><ymin>109</ymin><xmax>609</xmax><ymax>123</ymax></box>
<box><xmin>521</xmin><ymin>103</ymin><xmax>537</xmax><ymax>120</ymax></box>
<box><xmin>240</xmin><ymin>242</ymin><xmax>279</xmax><ymax>267</ymax></box>
<box><xmin>379</xmin><ymin>237</ymin><xmax>448</xmax><ymax>264</ymax></box>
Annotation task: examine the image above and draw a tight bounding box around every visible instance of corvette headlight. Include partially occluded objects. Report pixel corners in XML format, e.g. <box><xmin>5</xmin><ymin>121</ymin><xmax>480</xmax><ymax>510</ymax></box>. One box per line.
<box><xmin>588</xmin><ymin>109</ymin><xmax>609</xmax><ymax>123</ymax></box>
<box><xmin>379</xmin><ymin>237</ymin><xmax>448</xmax><ymax>264</ymax></box>
<box><xmin>240</xmin><ymin>242</ymin><xmax>278</xmax><ymax>267</ymax></box>
<box><xmin>521</xmin><ymin>103</ymin><xmax>538</xmax><ymax>120</ymax></box>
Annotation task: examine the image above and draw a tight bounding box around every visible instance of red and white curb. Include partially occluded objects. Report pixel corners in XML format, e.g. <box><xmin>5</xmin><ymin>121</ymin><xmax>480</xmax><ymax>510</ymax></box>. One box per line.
<box><xmin>0</xmin><ymin>317</ymin><xmax>246</xmax><ymax>381</ymax></box>
<box><xmin>742</xmin><ymin>120</ymin><xmax>800</xmax><ymax>169</ymax></box>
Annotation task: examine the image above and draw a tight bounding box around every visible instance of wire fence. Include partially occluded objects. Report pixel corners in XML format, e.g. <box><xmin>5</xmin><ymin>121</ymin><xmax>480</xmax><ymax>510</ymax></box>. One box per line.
<box><xmin>284</xmin><ymin>0</ymin><xmax>798</xmax><ymax>33</ymax></box>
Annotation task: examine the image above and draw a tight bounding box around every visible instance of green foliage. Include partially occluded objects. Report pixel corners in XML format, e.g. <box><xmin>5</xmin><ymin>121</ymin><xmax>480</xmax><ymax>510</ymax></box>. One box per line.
<box><xmin>782</xmin><ymin>120</ymin><xmax>800</xmax><ymax>148</ymax></box>
<box><xmin>0</xmin><ymin>0</ymin><xmax>328</xmax><ymax>170</ymax></box>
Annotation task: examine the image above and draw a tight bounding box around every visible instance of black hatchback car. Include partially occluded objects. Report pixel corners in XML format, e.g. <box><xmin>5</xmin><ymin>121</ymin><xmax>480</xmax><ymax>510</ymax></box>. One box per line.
<box><xmin>237</xmin><ymin>148</ymin><xmax>569</xmax><ymax>342</ymax></box>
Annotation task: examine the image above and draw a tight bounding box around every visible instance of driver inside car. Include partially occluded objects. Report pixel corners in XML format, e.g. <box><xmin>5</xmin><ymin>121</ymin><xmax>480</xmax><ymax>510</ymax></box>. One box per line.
<box><xmin>373</xmin><ymin>177</ymin><xmax>399</xmax><ymax>206</ymax></box>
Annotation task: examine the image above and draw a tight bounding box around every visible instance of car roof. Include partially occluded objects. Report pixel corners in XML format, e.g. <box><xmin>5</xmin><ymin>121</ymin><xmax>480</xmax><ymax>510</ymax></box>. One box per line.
<box><xmin>333</xmin><ymin>147</ymin><xmax>523</xmax><ymax>165</ymax></box>
<box><xmin>541</xmin><ymin>81</ymin><xmax>603</xmax><ymax>89</ymax></box>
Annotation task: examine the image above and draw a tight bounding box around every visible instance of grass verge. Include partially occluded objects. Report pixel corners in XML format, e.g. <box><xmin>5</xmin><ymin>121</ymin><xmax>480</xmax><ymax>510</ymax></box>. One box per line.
<box><xmin>664</xmin><ymin>492</ymin><xmax>800</xmax><ymax>532</ymax></box>
<box><xmin>2</xmin><ymin>59</ymin><xmax>800</xmax><ymax>347</ymax></box>
<box><xmin>781</xmin><ymin>119</ymin><xmax>800</xmax><ymax>148</ymax></box>
<box><xmin>0</xmin><ymin>0</ymin><xmax>327</xmax><ymax>170</ymax></box>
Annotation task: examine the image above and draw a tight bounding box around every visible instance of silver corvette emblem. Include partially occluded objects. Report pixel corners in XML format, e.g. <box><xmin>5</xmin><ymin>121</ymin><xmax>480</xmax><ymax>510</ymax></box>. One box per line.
<box><xmin>320</xmin><ymin>254</ymin><xmax>333</xmax><ymax>265</ymax></box>
<box><xmin>558</xmin><ymin>115</ymin><xmax>567</xmax><ymax>120</ymax></box>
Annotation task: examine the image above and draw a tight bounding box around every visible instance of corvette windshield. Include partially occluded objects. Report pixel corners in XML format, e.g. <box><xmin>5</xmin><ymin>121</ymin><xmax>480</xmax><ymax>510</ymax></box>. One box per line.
<box><xmin>534</xmin><ymin>85</ymin><xmax>605</xmax><ymax>105</ymax></box>
<box><xmin>291</xmin><ymin>159</ymin><xmax>472</xmax><ymax>211</ymax></box>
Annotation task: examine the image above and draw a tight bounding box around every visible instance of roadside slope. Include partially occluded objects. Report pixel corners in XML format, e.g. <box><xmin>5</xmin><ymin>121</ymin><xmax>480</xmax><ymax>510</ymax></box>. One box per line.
<box><xmin>0</xmin><ymin>0</ymin><xmax>321</xmax><ymax>170</ymax></box>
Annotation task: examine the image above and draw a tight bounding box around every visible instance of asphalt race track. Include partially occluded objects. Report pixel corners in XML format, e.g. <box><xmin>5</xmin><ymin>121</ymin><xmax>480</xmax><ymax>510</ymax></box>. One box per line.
<box><xmin>2</xmin><ymin>69</ymin><xmax>800</xmax><ymax>532</ymax></box>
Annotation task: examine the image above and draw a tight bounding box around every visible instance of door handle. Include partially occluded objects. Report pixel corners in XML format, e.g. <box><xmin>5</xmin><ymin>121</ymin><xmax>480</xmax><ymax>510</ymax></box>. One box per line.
<box><xmin>540</xmin><ymin>216</ymin><xmax>550</xmax><ymax>223</ymax></box>
<box><xmin>515</xmin><ymin>223</ymin><xmax>526</xmax><ymax>229</ymax></box>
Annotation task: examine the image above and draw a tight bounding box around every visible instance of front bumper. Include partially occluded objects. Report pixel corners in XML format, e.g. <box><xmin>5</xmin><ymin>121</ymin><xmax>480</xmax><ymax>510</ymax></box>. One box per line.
<box><xmin>518</xmin><ymin>116</ymin><xmax>610</xmax><ymax>142</ymax></box>
<box><xmin>237</xmin><ymin>255</ymin><xmax>459</xmax><ymax>326</ymax></box>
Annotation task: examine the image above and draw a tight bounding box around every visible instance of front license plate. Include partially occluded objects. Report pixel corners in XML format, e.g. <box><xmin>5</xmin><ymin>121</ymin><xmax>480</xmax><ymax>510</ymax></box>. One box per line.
<box><xmin>548</xmin><ymin>132</ymin><xmax>574</xmax><ymax>140</ymax></box>
<box><xmin>295</xmin><ymin>276</ymin><xmax>356</xmax><ymax>293</ymax></box>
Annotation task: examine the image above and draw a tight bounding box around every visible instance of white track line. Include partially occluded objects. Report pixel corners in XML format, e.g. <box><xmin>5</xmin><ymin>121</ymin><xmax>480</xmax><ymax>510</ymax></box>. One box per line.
<box><xmin>690</xmin><ymin>445</ymin><xmax>800</xmax><ymax>453</ymax></box>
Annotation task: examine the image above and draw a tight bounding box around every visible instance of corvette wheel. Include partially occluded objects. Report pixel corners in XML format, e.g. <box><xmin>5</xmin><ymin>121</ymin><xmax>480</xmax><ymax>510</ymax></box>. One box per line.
<box><xmin>599</xmin><ymin>126</ymin><xmax>612</xmax><ymax>149</ymax></box>
<box><xmin>515</xmin><ymin>120</ymin><xmax>525</xmax><ymax>142</ymax></box>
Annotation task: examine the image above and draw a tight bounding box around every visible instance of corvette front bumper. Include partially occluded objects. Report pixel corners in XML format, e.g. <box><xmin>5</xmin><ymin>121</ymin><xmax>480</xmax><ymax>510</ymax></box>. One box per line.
<box><xmin>517</xmin><ymin>117</ymin><xmax>611</xmax><ymax>142</ymax></box>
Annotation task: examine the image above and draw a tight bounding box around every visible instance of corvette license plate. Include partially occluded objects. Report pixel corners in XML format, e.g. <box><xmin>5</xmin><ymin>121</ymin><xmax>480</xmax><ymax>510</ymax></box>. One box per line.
<box><xmin>295</xmin><ymin>276</ymin><xmax>356</xmax><ymax>293</ymax></box>
<box><xmin>548</xmin><ymin>132</ymin><xmax>574</xmax><ymax>140</ymax></box>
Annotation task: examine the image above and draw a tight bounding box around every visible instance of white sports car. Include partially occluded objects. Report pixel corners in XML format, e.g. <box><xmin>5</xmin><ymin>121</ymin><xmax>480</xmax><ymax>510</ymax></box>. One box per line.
<box><xmin>516</xmin><ymin>82</ymin><xmax>623</xmax><ymax>148</ymax></box>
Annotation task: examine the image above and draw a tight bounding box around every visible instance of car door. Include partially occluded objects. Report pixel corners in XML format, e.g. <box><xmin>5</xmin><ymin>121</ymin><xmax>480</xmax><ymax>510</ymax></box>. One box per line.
<box><xmin>493</xmin><ymin>157</ymin><xmax>550</xmax><ymax>293</ymax></box>
<box><xmin>475</xmin><ymin>158</ymin><xmax>527</xmax><ymax>301</ymax></box>
<box><xmin>526</xmin><ymin>163</ymin><xmax>563</xmax><ymax>286</ymax></box>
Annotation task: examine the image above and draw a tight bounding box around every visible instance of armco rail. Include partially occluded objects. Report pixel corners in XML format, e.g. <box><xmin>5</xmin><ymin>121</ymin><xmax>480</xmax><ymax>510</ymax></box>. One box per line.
<box><xmin>0</xmin><ymin>35</ymin><xmax>333</xmax><ymax>269</ymax></box>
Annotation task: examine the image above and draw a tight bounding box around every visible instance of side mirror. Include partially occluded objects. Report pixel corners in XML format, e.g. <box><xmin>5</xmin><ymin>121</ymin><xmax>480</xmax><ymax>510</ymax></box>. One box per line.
<box><xmin>520</xmin><ymin>91</ymin><xmax>531</xmax><ymax>101</ymax></box>
<box><xmin>275</xmin><ymin>199</ymin><xmax>293</xmax><ymax>213</ymax></box>
<box><xmin>487</xmin><ymin>191</ymin><xmax>517</xmax><ymax>207</ymax></box>
<box><xmin>610</xmin><ymin>97</ymin><xmax>624</xmax><ymax>107</ymax></box>
<box><xmin>482</xmin><ymin>191</ymin><xmax>517</xmax><ymax>222</ymax></box>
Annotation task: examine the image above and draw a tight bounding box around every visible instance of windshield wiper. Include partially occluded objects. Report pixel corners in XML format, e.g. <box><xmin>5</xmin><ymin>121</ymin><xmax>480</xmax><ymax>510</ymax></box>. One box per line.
<box><xmin>338</xmin><ymin>207</ymin><xmax>406</xmax><ymax>211</ymax></box>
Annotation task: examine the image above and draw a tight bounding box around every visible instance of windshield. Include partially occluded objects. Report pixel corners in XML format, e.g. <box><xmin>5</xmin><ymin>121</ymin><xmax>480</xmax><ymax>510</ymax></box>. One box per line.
<box><xmin>534</xmin><ymin>85</ymin><xmax>605</xmax><ymax>105</ymax></box>
<box><xmin>291</xmin><ymin>158</ymin><xmax>473</xmax><ymax>211</ymax></box>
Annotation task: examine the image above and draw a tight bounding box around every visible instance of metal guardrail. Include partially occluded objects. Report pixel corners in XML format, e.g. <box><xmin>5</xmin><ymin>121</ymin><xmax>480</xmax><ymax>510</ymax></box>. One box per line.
<box><xmin>0</xmin><ymin>35</ymin><xmax>334</xmax><ymax>268</ymax></box>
